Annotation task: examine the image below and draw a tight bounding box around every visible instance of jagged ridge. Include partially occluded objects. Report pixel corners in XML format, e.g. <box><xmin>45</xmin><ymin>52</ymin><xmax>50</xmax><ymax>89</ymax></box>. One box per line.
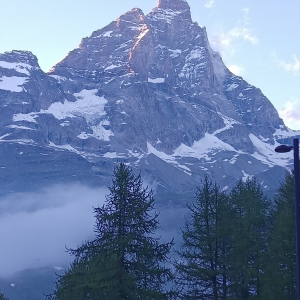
<box><xmin>0</xmin><ymin>0</ymin><xmax>298</xmax><ymax>196</ymax></box>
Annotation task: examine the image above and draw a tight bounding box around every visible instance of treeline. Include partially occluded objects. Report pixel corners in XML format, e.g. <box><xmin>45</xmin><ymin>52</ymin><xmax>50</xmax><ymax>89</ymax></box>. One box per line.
<box><xmin>175</xmin><ymin>175</ymin><xmax>296</xmax><ymax>300</ymax></box>
<box><xmin>0</xmin><ymin>292</ymin><xmax>8</xmax><ymax>300</ymax></box>
<box><xmin>40</xmin><ymin>163</ymin><xmax>295</xmax><ymax>300</ymax></box>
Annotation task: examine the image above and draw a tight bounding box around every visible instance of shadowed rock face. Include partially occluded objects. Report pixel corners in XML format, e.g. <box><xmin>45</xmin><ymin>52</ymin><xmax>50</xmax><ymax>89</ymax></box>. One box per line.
<box><xmin>0</xmin><ymin>0</ymin><xmax>298</xmax><ymax>197</ymax></box>
<box><xmin>157</xmin><ymin>0</ymin><xmax>191</xmax><ymax>14</ymax></box>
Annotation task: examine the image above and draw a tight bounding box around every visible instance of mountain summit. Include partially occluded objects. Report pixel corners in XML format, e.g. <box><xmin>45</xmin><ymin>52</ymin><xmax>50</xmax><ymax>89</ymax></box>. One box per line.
<box><xmin>0</xmin><ymin>0</ymin><xmax>298</xmax><ymax>196</ymax></box>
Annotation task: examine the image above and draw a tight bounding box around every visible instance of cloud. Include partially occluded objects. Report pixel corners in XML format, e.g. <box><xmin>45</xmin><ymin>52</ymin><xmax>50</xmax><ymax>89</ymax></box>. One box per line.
<box><xmin>279</xmin><ymin>98</ymin><xmax>300</xmax><ymax>130</ymax></box>
<box><xmin>273</xmin><ymin>53</ymin><xmax>300</xmax><ymax>75</ymax></box>
<box><xmin>0</xmin><ymin>184</ymin><xmax>108</xmax><ymax>277</ymax></box>
<box><xmin>228</xmin><ymin>64</ymin><xmax>245</xmax><ymax>76</ymax></box>
<box><xmin>242</xmin><ymin>7</ymin><xmax>250</xmax><ymax>14</ymax></box>
<box><xmin>209</xmin><ymin>8</ymin><xmax>258</xmax><ymax>57</ymax></box>
<box><xmin>205</xmin><ymin>0</ymin><xmax>215</xmax><ymax>8</ymax></box>
<box><xmin>0</xmin><ymin>181</ymin><xmax>187</xmax><ymax>278</ymax></box>
<box><xmin>228</xmin><ymin>27</ymin><xmax>259</xmax><ymax>45</ymax></box>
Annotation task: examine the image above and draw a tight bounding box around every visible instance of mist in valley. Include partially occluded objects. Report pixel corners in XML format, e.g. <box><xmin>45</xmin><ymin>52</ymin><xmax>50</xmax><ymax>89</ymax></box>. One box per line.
<box><xmin>0</xmin><ymin>182</ymin><xmax>188</xmax><ymax>279</ymax></box>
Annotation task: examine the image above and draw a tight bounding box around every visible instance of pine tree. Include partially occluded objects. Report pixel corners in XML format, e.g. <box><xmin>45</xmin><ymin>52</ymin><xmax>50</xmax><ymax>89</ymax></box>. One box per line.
<box><xmin>48</xmin><ymin>162</ymin><xmax>174</xmax><ymax>300</ymax></box>
<box><xmin>229</xmin><ymin>178</ymin><xmax>270</xmax><ymax>300</ymax></box>
<box><xmin>262</xmin><ymin>172</ymin><xmax>296</xmax><ymax>299</ymax></box>
<box><xmin>175</xmin><ymin>176</ymin><xmax>234</xmax><ymax>300</ymax></box>
<box><xmin>0</xmin><ymin>291</ymin><xmax>8</xmax><ymax>300</ymax></box>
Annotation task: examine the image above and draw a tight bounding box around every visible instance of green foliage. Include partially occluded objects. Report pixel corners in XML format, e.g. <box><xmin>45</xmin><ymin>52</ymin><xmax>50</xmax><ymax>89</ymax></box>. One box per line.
<box><xmin>175</xmin><ymin>176</ymin><xmax>271</xmax><ymax>300</ymax></box>
<box><xmin>262</xmin><ymin>172</ymin><xmax>296</xmax><ymax>300</ymax></box>
<box><xmin>229</xmin><ymin>178</ymin><xmax>271</xmax><ymax>299</ymax></box>
<box><xmin>45</xmin><ymin>164</ymin><xmax>298</xmax><ymax>300</ymax></box>
<box><xmin>48</xmin><ymin>162</ymin><xmax>174</xmax><ymax>300</ymax></box>
<box><xmin>175</xmin><ymin>176</ymin><xmax>234</xmax><ymax>300</ymax></box>
<box><xmin>0</xmin><ymin>292</ymin><xmax>8</xmax><ymax>300</ymax></box>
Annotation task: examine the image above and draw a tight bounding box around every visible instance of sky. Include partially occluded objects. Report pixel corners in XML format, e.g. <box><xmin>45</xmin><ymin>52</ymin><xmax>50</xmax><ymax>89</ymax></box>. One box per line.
<box><xmin>0</xmin><ymin>0</ymin><xmax>299</xmax><ymax>131</ymax></box>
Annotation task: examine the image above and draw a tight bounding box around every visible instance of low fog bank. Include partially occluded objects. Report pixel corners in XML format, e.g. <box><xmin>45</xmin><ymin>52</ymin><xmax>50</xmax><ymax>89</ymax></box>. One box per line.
<box><xmin>0</xmin><ymin>184</ymin><xmax>108</xmax><ymax>277</ymax></box>
<box><xmin>156</xmin><ymin>203</ymin><xmax>189</xmax><ymax>246</ymax></box>
<box><xmin>0</xmin><ymin>183</ymin><xmax>189</xmax><ymax>278</ymax></box>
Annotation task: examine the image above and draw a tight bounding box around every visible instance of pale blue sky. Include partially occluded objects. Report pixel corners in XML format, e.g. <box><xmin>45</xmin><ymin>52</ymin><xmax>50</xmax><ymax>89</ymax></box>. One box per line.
<box><xmin>0</xmin><ymin>0</ymin><xmax>299</xmax><ymax>129</ymax></box>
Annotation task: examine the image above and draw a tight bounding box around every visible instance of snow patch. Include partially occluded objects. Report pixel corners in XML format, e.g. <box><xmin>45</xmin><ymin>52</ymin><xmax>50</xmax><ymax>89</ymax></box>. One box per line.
<box><xmin>49</xmin><ymin>75</ymin><xmax>71</xmax><ymax>83</ymax></box>
<box><xmin>13</xmin><ymin>112</ymin><xmax>38</xmax><ymax>123</ymax></box>
<box><xmin>179</xmin><ymin>47</ymin><xmax>206</xmax><ymax>78</ymax></box>
<box><xmin>105</xmin><ymin>64</ymin><xmax>122</xmax><ymax>71</ymax></box>
<box><xmin>187</xmin><ymin>48</ymin><xmax>206</xmax><ymax>61</ymax></box>
<box><xmin>60</xmin><ymin>121</ymin><xmax>70</xmax><ymax>127</ymax></box>
<box><xmin>173</xmin><ymin>133</ymin><xmax>239</xmax><ymax>161</ymax></box>
<box><xmin>148</xmin><ymin>77</ymin><xmax>165</xmax><ymax>83</ymax></box>
<box><xmin>0</xmin><ymin>138</ymin><xmax>35</xmax><ymax>145</ymax></box>
<box><xmin>103</xmin><ymin>152</ymin><xmax>126</xmax><ymax>158</ymax></box>
<box><xmin>90</xmin><ymin>121</ymin><xmax>114</xmax><ymax>141</ymax></box>
<box><xmin>242</xmin><ymin>170</ymin><xmax>253</xmax><ymax>182</ymax></box>
<box><xmin>13</xmin><ymin>90</ymin><xmax>114</xmax><ymax>141</ymax></box>
<box><xmin>77</xmin><ymin>122</ymin><xmax>113</xmax><ymax>141</ymax></box>
<box><xmin>77</xmin><ymin>132</ymin><xmax>90</xmax><ymax>140</ymax></box>
<box><xmin>7</xmin><ymin>125</ymin><xmax>35</xmax><ymax>130</ymax></box>
<box><xmin>273</xmin><ymin>128</ymin><xmax>299</xmax><ymax>139</ymax></box>
<box><xmin>103</xmin><ymin>31</ymin><xmax>113</xmax><ymax>37</ymax></box>
<box><xmin>225</xmin><ymin>84</ymin><xmax>239</xmax><ymax>91</ymax></box>
<box><xmin>48</xmin><ymin>142</ymin><xmax>80</xmax><ymax>155</ymax></box>
<box><xmin>0</xmin><ymin>133</ymin><xmax>11</xmax><ymax>140</ymax></box>
<box><xmin>148</xmin><ymin>8</ymin><xmax>183</xmax><ymax>24</ymax></box>
<box><xmin>229</xmin><ymin>155</ymin><xmax>239</xmax><ymax>165</ymax></box>
<box><xmin>169</xmin><ymin>49</ymin><xmax>182</xmax><ymax>58</ymax></box>
<box><xmin>147</xmin><ymin>143</ymin><xmax>192</xmax><ymax>175</ymax></box>
<box><xmin>0</xmin><ymin>61</ymin><xmax>33</xmax><ymax>75</ymax></box>
<box><xmin>44</xmin><ymin>89</ymin><xmax>107</xmax><ymax>121</ymax></box>
<box><xmin>259</xmin><ymin>135</ymin><xmax>269</xmax><ymax>142</ymax></box>
<box><xmin>93</xmin><ymin>31</ymin><xmax>113</xmax><ymax>38</ymax></box>
<box><xmin>213</xmin><ymin>113</ymin><xmax>240</xmax><ymax>135</ymax></box>
<box><xmin>0</xmin><ymin>76</ymin><xmax>28</xmax><ymax>92</ymax></box>
<box><xmin>249</xmin><ymin>134</ymin><xmax>292</xmax><ymax>167</ymax></box>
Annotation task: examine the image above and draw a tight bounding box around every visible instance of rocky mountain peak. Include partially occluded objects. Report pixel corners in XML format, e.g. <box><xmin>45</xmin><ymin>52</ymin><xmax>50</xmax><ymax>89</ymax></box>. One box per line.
<box><xmin>0</xmin><ymin>0</ymin><xmax>298</xmax><ymax>199</ymax></box>
<box><xmin>157</xmin><ymin>0</ymin><xmax>189</xmax><ymax>10</ymax></box>
<box><xmin>151</xmin><ymin>0</ymin><xmax>192</xmax><ymax>24</ymax></box>
<box><xmin>0</xmin><ymin>50</ymin><xmax>39</xmax><ymax>68</ymax></box>
<box><xmin>146</xmin><ymin>0</ymin><xmax>193</xmax><ymax>48</ymax></box>
<box><xmin>118</xmin><ymin>7</ymin><xmax>145</xmax><ymax>22</ymax></box>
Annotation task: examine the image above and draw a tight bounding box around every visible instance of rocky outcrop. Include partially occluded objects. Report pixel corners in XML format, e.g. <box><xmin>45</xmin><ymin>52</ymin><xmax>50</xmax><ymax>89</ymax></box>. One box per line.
<box><xmin>0</xmin><ymin>0</ymin><xmax>298</xmax><ymax>196</ymax></box>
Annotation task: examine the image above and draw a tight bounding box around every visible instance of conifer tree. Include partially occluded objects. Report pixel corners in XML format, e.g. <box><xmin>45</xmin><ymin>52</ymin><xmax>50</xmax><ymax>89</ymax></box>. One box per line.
<box><xmin>175</xmin><ymin>176</ymin><xmax>233</xmax><ymax>300</ymax></box>
<box><xmin>48</xmin><ymin>162</ymin><xmax>174</xmax><ymax>300</ymax></box>
<box><xmin>0</xmin><ymin>292</ymin><xmax>8</xmax><ymax>300</ymax></box>
<box><xmin>262</xmin><ymin>172</ymin><xmax>296</xmax><ymax>299</ymax></box>
<box><xmin>229</xmin><ymin>178</ymin><xmax>270</xmax><ymax>300</ymax></box>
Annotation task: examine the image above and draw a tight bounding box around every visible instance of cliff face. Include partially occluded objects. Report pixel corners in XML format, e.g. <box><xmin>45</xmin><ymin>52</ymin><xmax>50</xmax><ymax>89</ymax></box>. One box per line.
<box><xmin>0</xmin><ymin>0</ymin><xmax>297</xmax><ymax>196</ymax></box>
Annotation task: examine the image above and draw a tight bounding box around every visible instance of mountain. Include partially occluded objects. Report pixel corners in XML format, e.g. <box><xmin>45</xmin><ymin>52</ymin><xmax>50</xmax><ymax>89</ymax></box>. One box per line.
<box><xmin>0</xmin><ymin>0</ymin><xmax>298</xmax><ymax>198</ymax></box>
<box><xmin>0</xmin><ymin>266</ymin><xmax>65</xmax><ymax>300</ymax></box>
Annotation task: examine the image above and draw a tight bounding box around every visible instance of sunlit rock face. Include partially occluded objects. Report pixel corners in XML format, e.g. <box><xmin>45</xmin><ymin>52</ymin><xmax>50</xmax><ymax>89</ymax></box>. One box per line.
<box><xmin>0</xmin><ymin>0</ymin><xmax>298</xmax><ymax>196</ymax></box>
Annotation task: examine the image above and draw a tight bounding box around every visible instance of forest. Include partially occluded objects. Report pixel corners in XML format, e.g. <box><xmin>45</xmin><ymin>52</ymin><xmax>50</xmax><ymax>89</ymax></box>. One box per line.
<box><xmin>1</xmin><ymin>162</ymin><xmax>296</xmax><ymax>300</ymax></box>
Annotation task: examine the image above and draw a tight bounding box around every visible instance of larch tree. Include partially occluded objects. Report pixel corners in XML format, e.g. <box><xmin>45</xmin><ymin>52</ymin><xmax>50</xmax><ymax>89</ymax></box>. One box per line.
<box><xmin>0</xmin><ymin>292</ymin><xmax>8</xmax><ymax>300</ymax></box>
<box><xmin>229</xmin><ymin>178</ymin><xmax>271</xmax><ymax>300</ymax></box>
<box><xmin>262</xmin><ymin>172</ymin><xmax>296</xmax><ymax>300</ymax></box>
<box><xmin>48</xmin><ymin>162</ymin><xmax>174</xmax><ymax>300</ymax></box>
<box><xmin>175</xmin><ymin>176</ymin><xmax>234</xmax><ymax>300</ymax></box>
